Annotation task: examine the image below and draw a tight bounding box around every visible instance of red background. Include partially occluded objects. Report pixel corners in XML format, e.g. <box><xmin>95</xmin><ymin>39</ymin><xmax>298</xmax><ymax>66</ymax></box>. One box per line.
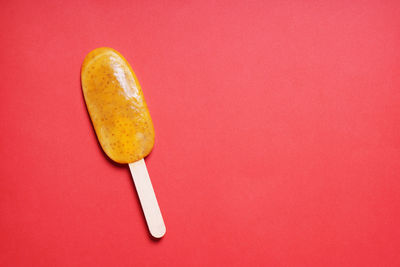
<box><xmin>1</xmin><ymin>0</ymin><xmax>400</xmax><ymax>266</ymax></box>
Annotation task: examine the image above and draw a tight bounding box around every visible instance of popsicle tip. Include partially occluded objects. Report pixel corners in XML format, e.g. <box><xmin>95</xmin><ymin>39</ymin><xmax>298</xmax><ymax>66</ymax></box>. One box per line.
<box><xmin>150</xmin><ymin>225</ymin><xmax>166</xmax><ymax>239</ymax></box>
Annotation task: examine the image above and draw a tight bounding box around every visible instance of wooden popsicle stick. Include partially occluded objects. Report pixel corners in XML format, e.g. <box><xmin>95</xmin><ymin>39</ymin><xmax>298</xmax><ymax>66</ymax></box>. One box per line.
<box><xmin>129</xmin><ymin>159</ymin><xmax>166</xmax><ymax>238</ymax></box>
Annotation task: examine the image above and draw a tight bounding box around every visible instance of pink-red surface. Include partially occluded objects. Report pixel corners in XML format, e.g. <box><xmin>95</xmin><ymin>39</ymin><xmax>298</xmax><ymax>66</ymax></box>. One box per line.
<box><xmin>1</xmin><ymin>0</ymin><xmax>400</xmax><ymax>266</ymax></box>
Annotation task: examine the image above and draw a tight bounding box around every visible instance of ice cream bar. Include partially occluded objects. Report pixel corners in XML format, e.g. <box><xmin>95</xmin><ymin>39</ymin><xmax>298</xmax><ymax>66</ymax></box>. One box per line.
<box><xmin>81</xmin><ymin>47</ymin><xmax>165</xmax><ymax>238</ymax></box>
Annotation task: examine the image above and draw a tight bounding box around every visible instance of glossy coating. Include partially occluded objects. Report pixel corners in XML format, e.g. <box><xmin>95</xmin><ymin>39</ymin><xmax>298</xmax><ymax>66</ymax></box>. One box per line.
<box><xmin>81</xmin><ymin>47</ymin><xmax>155</xmax><ymax>164</ymax></box>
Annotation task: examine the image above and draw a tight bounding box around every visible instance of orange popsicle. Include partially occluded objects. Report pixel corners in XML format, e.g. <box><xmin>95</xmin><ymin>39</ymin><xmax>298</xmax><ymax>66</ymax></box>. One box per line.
<box><xmin>81</xmin><ymin>47</ymin><xmax>165</xmax><ymax>238</ymax></box>
<box><xmin>81</xmin><ymin>47</ymin><xmax>154</xmax><ymax>164</ymax></box>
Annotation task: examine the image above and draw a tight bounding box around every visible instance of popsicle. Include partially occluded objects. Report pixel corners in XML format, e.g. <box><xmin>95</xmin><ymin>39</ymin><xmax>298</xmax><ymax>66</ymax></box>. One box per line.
<box><xmin>81</xmin><ymin>47</ymin><xmax>166</xmax><ymax>238</ymax></box>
